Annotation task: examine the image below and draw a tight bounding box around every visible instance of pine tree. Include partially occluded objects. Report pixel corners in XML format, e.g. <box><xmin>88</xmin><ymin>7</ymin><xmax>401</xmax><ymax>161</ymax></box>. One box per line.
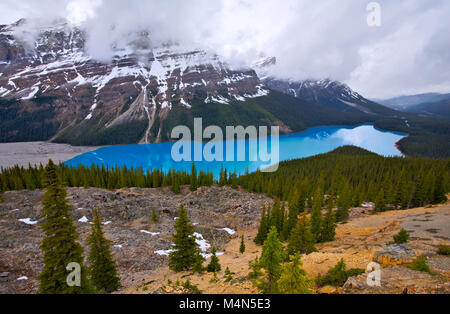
<box><xmin>336</xmin><ymin>182</ymin><xmax>351</xmax><ymax>221</ymax></box>
<box><xmin>434</xmin><ymin>173</ymin><xmax>447</xmax><ymax>204</ymax></box>
<box><xmin>287</xmin><ymin>214</ymin><xmax>317</xmax><ymax>255</ymax></box>
<box><xmin>240</xmin><ymin>235</ymin><xmax>246</xmax><ymax>254</ymax></box>
<box><xmin>39</xmin><ymin>160</ymin><xmax>94</xmax><ymax>294</ymax></box>
<box><xmin>151</xmin><ymin>208</ymin><xmax>159</xmax><ymax>222</ymax></box>
<box><xmin>169</xmin><ymin>205</ymin><xmax>201</xmax><ymax>272</ymax></box>
<box><xmin>190</xmin><ymin>163</ymin><xmax>198</xmax><ymax>191</ymax></box>
<box><xmin>87</xmin><ymin>207</ymin><xmax>121</xmax><ymax>292</ymax></box>
<box><xmin>375</xmin><ymin>188</ymin><xmax>385</xmax><ymax>212</ymax></box>
<box><xmin>171</xmin><ymin>175</ymin><xmax>181</xmax><ymax>194</ymax></box>
<box><xmin>231</xmin><ymin>171</ymin><xmax>238</xmax><ymax>189</ymax></box>
<box><xmin>277</xmin><ymin>253</ymin><xmax>313</xmax><ymax>294</ymax></box>
<box><xmin>270</xmin><ymin>198</ymin><xmax>283</xmax><ymax>234</ymax></box>
<box><xmin>259</xmin><ymin>226</ymin><xmax>283</xmax><ymax>294</ymax></box>
<box><xmin>310</xmin><ymin>188</ymin><xmax>323</xmax><ymax>240</ymax></box>
<box><xmin>285</xmin><ymin>190</ymin><xmax>300</xmax><ymax>239</ymax></box>
<box><xmin>207</xmin><ymin>248</ymin><xmax>221</xmax><ymax>273</ymax></box>
<box><xmin>320</xmin><ymin>199</ymin><xmax>337</xmax><ymax>243</ymax></box>
<box><xmin>254</xmin><ymin>206</ymin><xmax>269</xmax><ymax>245</ymax></box>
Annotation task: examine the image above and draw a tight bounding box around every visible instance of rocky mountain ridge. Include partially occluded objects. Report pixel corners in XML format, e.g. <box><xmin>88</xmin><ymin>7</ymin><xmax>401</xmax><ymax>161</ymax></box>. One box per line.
<box><xmin>0</xmin><ymin>20</ymin><xmax>268</xmax><ymax>144</ymax></box>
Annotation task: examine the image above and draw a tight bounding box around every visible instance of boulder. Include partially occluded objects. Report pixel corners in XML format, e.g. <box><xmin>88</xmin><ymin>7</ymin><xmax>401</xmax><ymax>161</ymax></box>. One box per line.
<box><xmin>374</xmin><ymin>244</ymin><xmax>415</xmax><ymax>266</ymax></box>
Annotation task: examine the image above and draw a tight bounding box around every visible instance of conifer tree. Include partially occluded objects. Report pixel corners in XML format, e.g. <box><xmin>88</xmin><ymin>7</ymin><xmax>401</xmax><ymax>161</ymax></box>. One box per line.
<box><xmin>434</xmin><ymin>173</ymin><xmax>447</xmax><ymax>204</ymax></box>
<box><xmin>259</xmin><ymin>226</ymin><xmax>283</xmax><ymax>294</ymax></box>
<box><xmin>87</xmin><ymin>207</ymin><xmax>121</xmax><ymax>292</ymax></box>
<box><xmin>254</xmin><ymin>206</ymin><xmax>270</xmax><ymax>245</ymax></box>
<box><xmin>169</xmin><ymin>205</ymin><xmax>201</xmax><ymax>272</ymax></box>
<box><xmin>375</xmin><ymin>188</ymin><xmax>385</xmax><ymax>211</ymax></box>
<box><xmin>320</xmin><ymin>199</ymin><xmax>337</xmax><ymax>243</ymax></box>
<box><xmin>286</xmin><ymin>190</ymin><xmax>300</xmax><ymax>237</ymax></box>
<box><xmin>39</xmin><ymin>160</ymin><xmax>94</xmax><ymax>294</ymax></box>
<box><xmin>310</xmin><ymin>188</ymin><xmax>323</xmax><ymax>240</ymax></box>
<box><xmin>231</xmin><ymin>171</ymin><xmax>238</xmax><ymax>189</ymax></box>
<box><xmin>171</xmin><ymin>175</ymin><xmax>181</xmax><ymax>194</ymax></box>
<box><xmin>277</xmin><ymin>253</ymin><xmax>313</xmax><ymax>294</ymax></box>
<box><xmin>240</xmin><ymin>235</ymin><xmax>246</xmax><ymax>254</ymax></box>
<box><xmin>190</xmin><ymin>163</ymin><xmax>198</xmax><ymax>191</ymax></box>
<box><xmin>270</xmin><ymin>198</ymin><xmax>283</xmax><ymax>234</ymax></box>
<box><xmin>151</xmin><ymin>208</ymin><xmax>159</xmax><ymax>222</ymax></box>
<box><xmin>207</xmin><ymin>248</ymin><xmax>221</xmax><ymax>273</ymax></box>
<box><xmin>336</xmin><ymin>183</ymin><xmax>351</xmax><ymax>221</ymax></box>
<box><xmin>287</xmin><ymin>214</ymin><xmax>317</xmax><ymax>255</ymax></box>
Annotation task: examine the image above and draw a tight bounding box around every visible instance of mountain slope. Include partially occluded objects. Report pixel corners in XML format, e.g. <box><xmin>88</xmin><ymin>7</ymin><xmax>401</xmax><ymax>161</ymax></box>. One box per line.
<box><xmin>0</xmin><ymin>20</ymin><xmax>269</xmax><ymax>144</ymax></box>
<box><xmin>262</xmin><ymin>78</ymin><xmax>397</xmax><ymax>116</ymax></box>
<box><xmin>375</xmin><ymin>93</ymin><xmax>450</xmax><ymax>111</ymax></box>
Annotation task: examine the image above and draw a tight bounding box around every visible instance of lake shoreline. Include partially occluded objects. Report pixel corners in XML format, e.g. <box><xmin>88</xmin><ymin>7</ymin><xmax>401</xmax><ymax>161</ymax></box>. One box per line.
<box><xmin>0</xmin><ymin>123</ymin><xmax>409</xmax><ymax>171</ymax></box>
<box><xmin>0</xmin><ymin>142</ymin><xmax>103</xmax><ymax>169</ymax></box>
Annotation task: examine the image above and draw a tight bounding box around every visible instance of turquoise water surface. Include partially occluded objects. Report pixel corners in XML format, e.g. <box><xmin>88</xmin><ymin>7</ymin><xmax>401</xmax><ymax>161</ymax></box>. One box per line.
<box><xmin>66</xmin><ymin>124</ymin><xmax>406</xmax><ymax>177</ymax></box>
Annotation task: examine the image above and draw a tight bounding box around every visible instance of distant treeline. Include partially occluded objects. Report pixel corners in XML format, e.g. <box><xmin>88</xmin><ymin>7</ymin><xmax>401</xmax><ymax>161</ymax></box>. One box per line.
<box><xmin>1</xmin><ymin>146</ymin><xmax>449</xmax><ymax>211</ymax></box>
<box><xmin>237</xmin><ymin>146</ymin><xmax>449</xmax><ymax>210</ymax></box>
<box><xmin>0</xmin><ymin>162</ymin><xmax>213</xmax><ymax>195</ymax></box>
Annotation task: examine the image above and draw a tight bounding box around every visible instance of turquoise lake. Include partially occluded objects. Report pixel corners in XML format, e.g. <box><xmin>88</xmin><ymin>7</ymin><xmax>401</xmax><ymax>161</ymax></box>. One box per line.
<box><xmin>66</xmin><ymin>124</ymin><xmax>406</xmax><ymax>177</ymax></box>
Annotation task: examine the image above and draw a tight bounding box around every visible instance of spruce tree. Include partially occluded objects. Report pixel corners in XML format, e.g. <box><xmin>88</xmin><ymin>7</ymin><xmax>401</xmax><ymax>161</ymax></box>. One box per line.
<box><xmin>254</xmin><ymin>206</ymin><xmax>269</xmax><ymax>245</ymax></box>
<box><xmin>375</xmin><ymin>188</ymin><xmax>385</xmax><ymax>212</ymax></box>
<box><xmin>207</xmin><ymin>248</ymin><xmax>221</xmax><ymax>273</ymax></box>
<box><xmin>310</xmin><ymin>188</ymin><xmax>323</xmax><ymax>240</ymax></box>
<box><xmin>240</xmin><ymin>235</ymin><xmax>246</xmax><ymax>254</ymax></box>
<box><xmin>190</xmin><ymin>163</ymin><xmax>198</xmax><ymax>191</ymax></box>
<box><xmin>336</xmin><ymin>183</ymin><xmax>351</xmax><ymax>221</ymax></box>
<box><xmin>287</xmin><ymin>214</ymin><xmax>317</xmax><ymax>255</ymax></box>
<box><xmin>259</xmin><ymin>226</ymin><xmax>283</xmax><ymax>294</ymax></box>
<box><xmin>39</xmin><ymin>160</ymin><xmax>94</xmax><ymax>294</ymax></box>
<box><xmin>151</xmin><ymin>208</ymin><xmax>159</xmax><ymax>223</ymax></box>
<box><xmin>277</xmin><ymin>253</ymin><xmax>313</xmax><ymax>294</ymax></box>
<box><xmin>87</xmin><ymin>207</ymin><xmax>121</xmax><ymax>292</ymax></box>
<box><xmin>320</xmin><ymin>199</ymin><xmax>337</xmax><ymax>243</ymax></box>
<box><xmin>270</xmin><ymin>198</ymin><xmax>283</xmax><ymax>233</ymax></box>
<box><xmin>169</xmin><ymin>205</ymin><xmax>201</xmax><ymax>272</ymax></box>
<box><xmin>171</xmin><ymin>175</ymin><xmax>181</xmax><ymax>194</ymax></box>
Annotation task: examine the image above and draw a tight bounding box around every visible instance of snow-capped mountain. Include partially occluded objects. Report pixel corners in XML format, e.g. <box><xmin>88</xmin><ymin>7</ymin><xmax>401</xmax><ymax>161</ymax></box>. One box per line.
<box><xmin>254</xmin><ymin>57</ymin><xmax>395</xmax><ymax>115</ymax></box>
<box><xmin>0</xmin><ymin>20</ymin><xmax>269</xmax><ymax>144</ymax></box>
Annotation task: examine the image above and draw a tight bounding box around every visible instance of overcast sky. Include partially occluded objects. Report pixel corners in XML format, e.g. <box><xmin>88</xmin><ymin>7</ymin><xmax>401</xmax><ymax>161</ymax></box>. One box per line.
<box><xmin>1</xmin><ymin>0</ymin><xmax>449</xmax><ymax>98</ymax></box>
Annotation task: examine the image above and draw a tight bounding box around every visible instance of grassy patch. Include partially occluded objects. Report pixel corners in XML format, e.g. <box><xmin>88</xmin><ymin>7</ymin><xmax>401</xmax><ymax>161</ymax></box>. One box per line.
<box><xmin>437</xmin><ymin>244</ymin><xmax>450</xmax><ymax>256</ymax></box>
<box><xmin>408</xmin><ymin>256</ymin><xmax>434</xmax><ymax>275</ymax></box>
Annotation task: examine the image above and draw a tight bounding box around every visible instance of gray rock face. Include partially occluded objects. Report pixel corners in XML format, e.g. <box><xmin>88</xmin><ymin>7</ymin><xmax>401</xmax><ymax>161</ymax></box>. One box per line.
<box><xmin>374</xmin><ymin>244</ymin><xmax>416</xmax><ymax>266</ymax></box>
<box><xmin>0</xmin><ymin>20</ymin><xmax>268</xmax><ymax>144</ymax></box>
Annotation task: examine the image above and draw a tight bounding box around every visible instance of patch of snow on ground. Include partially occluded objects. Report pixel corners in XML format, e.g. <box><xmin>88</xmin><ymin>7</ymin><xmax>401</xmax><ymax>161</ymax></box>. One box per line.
<box><xmin>78</xmin><ymin>216</ymin><xmax>88</xmax><ymax>223</ymax></box>
<box><xmin>202</xmin><ymin>252</ymin><xmax>225</xmax><ymax>259</ymax></box>
<box><xmin>140</xmin><ymin>230</ymin><xmax>160</xmax><ymax>236</ymax></box>
<box><xmin>218</xmin><ymin>228</ymin><xmax>236</xmax><ymax>235</ymax></box>
<box><xmin>103</xmin><ymin>221</ymin><xmax>112</xmax><ymax>225</ymax></box>
<box><xmin>193</xmin><ymin>232</ymin><xmax>211</xmax><ymax>252</ymax></box>
<box><xmin>19</xmin><ymin>218</ymin><xmax>38</xmax><ymax>225</ymax></box>
<box><xmin>155</xmin><ymin>249</ymin><xmax>174</xmax><ymax>256</ymax></box>
<box><xmin>17</xmin><ymin>276</ymin><xmax>28</xmax><ymax>281</ymax></box>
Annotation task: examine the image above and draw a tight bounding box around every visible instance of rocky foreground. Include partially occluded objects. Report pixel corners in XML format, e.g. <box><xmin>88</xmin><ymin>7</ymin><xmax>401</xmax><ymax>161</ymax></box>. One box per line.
<box><xmin>0</xmin><ymin>186</ymin><xmax>449</xmax><ymax>294</ymax></box>
<box><xmin>0</xmin><ymin>186</ymin><xmax>271</xmax><ymax>294</ymax></box>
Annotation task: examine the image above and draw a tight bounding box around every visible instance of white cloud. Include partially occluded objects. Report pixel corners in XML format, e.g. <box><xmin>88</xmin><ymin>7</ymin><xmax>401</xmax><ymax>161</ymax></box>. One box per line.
<box><xmin>0</xmin><ymin>0</ymin><xmax>449</xmax><ymax>98</ymax></box>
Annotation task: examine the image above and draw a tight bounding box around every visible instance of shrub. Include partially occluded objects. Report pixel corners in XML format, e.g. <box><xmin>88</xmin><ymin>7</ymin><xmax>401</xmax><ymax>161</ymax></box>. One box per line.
<box><xmin>393</xmin><ymin>228</ymin><xmax>410</xmax><ymax>244</ymax></box>
<box><xmin>409</xmin><ymin>256</ymin><xmax>434</xmax><ymax>275</ymax></box>
<box><xmin>181</xmin><ymin>279</ymin><xmax>201</xmax><ymax>294</ymax></box>
<box><xmin>437</xmin><ymin>244</ymin><xmax>450</xmax><ymax>256</ymax></box>
<box><xmin>316</xmin><ymin>259</ymin><xmax>365</xmax><ymax>287</ymax></box>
